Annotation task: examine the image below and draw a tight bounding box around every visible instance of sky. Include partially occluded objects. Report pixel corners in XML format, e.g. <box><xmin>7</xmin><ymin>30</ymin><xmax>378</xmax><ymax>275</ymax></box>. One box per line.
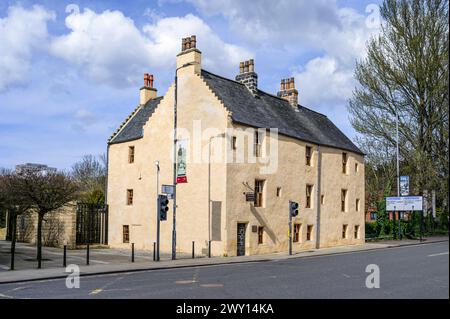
<box><xmin>0</xmin><ymin>0</ymin><xmax>383</xmax><ymax>170</ymax></box>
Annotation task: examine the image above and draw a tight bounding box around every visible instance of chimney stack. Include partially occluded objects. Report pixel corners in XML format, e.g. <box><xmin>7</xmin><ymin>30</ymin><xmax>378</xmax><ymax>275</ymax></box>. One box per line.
<box><xmin>177</xmin><ymin>35</ymin><xmax>201</xmax><ymax>74</ymax></box>
<box><xmin>140</xmin><ymin>73</ymin><xmax>157</xmax><ymax>105</ymax></box>
<box><xmin>236</xmin><ymin>59</ymin><xmax>258</xmax><ymax>95</ymax></box>
<box><xmin>277</xmin><ymin>77</ymin><xmax>298</xmax><ymax>108</ymax></box>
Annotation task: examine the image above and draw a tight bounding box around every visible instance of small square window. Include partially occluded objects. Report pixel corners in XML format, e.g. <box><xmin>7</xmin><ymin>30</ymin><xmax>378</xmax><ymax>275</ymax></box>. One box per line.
<box><xmin>342</xmin><ymin>153</ymin><xmax>348</xmax><ymax>174</ymax></box>
<box><xmin>355</xmin><ymin>163</ymin><xmax>359</xmax><ymax>173</ymax></box>
<box><xmin>258</xmin><ymin>226</ymin><xmax>264</xmax><ymax>244</ymax></box>
<box><xmin>232</xmin><ymin>136</ymin><xmax>237</xmax><ymax>150</ymax></box>
<box><xmin>276</xmin><ymin>187</ymin><xmax>282</xmax><ymax>197</ymax></box>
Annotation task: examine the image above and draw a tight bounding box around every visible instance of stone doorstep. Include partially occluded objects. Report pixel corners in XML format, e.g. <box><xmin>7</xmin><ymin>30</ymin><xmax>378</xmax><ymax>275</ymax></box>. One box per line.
<box><xmin>0</xmin><ymin>238</ymin><xmax>448</xmax><ymax>285</ymax></box>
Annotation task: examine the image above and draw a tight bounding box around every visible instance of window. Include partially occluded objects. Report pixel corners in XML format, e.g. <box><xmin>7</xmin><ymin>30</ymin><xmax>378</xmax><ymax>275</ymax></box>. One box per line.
<box><xmin>254</xmin><ymin>131</ymin><xmax>262</xmax><ymax>157</ymax></box>
<box><xmin>276</xmin><ymin>187</ymin><xmax>282</xmax><ymax>197</ymax></box>
<box><xmin>341</xmin><ymin>189</ymin><xmax>347</xmax><ymax>212</ymax></box>
<box><xmin>254</xmin><ymin>180</ymin><xmax>265</xmax><ymax>207</ymax></box>
<box><xmin>305</xmin><ymin>146</ymin><xmax>312</xmax><ymax>166</ymax></box>
<box><xmin>293</xmin><ymin>224</ymin><xmax>301</xmax><ymax>243</ymax></box>
<box><xmin>128</xmin><ymin>146</ymin><xmax>135</xmax><ymax>163</ymax></box>
<box><xmin>321</xmin><ymin>195</ymin><xmax>325</xmax><ymax>205</ymax></box>
<box><xmin>232</xmin><ymin>136</ymin><xmax>237</xmax><ymax>150</ymax></box>
<box><xmin>356</xmin><ymin>199</ymin><xmax>360</xmax><ymax>212</ymax></box>
<box><xmin>370</xmin><ymin>212</ymin><xmax>377</xmax><ymax>220</ymax></box>
<box><xmin>306</xmin><ymin>225</ymin><xmax>313</xmax><ymax>241</ymax></box>
<box><xmin>258</xmin><ymin>226</ymin><xmax>264</xmax><ymax>244</ymax></box>
<box><xmin>355</xmin><ymin>163</ymin><xmax>359</xmax><ymax>173</ymax></box>
<box><xmin>306</xmin><ymin>185</ymin><xmax>313</xmax><ymax>208</ymax></box>
<box><xmin>342</xmin><ymin>152</ymin><xmax>348</xmax><ymax>174</ymax></box>
<box><xmin>123</xmin><ymin>225</ymin><xmax>130</xmax><ymax>243</ymax></box>
<box><xmin>127</xmin><ymin>189</ymin><xmax>134</xmax><ymax>205</ymax></box>
<box><xmin>354</xmin><ymin>225</ymin><xmax>360</xmax><ymax>239</ymax></box>
<box><xmin>342</xmin><ymin>224</ymin><xmax>348</xmax><ymax>239</ymax></box>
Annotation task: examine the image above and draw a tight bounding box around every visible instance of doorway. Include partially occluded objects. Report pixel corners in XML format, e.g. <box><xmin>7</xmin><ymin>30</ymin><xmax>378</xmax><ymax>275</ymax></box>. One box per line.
<box><xmin>237</xmin><ymin>223</ymin><xmax>247</xmax><ymax>256</ymax></box>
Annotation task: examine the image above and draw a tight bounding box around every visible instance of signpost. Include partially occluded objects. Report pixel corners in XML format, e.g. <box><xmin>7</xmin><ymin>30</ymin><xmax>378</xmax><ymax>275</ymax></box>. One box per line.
<box><xmin>386</xmin><ymin>196</ymin><xmax>424</xmax><ymax>241</ymax></box>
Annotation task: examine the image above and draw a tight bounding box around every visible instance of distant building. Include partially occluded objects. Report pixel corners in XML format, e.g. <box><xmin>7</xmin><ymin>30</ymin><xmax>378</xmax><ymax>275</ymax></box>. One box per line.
<box><xmin>15</xmin><ymin>163</ymin><xmax>57</xmax><ymax>174</ymax></box>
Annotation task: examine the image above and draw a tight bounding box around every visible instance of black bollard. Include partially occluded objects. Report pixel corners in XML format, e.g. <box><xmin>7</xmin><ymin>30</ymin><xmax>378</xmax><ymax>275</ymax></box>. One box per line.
<box><xmin>86</xmin><ymin>244</ymin><xmax>90</xmax><ymax>265</ymax></box>
<box><xmin>63</xmin><ymin>245</ymin><xmax>67</xmax><ymax>267</ymax></box>
<box><xmin>192</xmin><ymin>241</ymin><xmax>195</xmax><ymax>259</ymax></box>
<box><xmin>131</xmin><ymin>243</ymin><xmax>135</xmax><ymax>263</ymax></box>
<box><xmin>153</xmin><ymin>242</ymin><xmax>156</xmax><ymax>261</ymax></box>
<box><xmin>208</xmin><ymin>240</ymin><xmax>211</xmax><ymax>258</ymax></box>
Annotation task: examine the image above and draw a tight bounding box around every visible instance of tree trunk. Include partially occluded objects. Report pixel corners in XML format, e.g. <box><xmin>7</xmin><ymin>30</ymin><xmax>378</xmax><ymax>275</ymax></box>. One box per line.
<box><xmin>10</xmin><ymin>213</ymin><xmax>17</xmax><ymax>271</ymax></box>
<box><xmin>37</xmin><ymin>213</ymin><xmax>43</xmax><ymax>269</ymax></box>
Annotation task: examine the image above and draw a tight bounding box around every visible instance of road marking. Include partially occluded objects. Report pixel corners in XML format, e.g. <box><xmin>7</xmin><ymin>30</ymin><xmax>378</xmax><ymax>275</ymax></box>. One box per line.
<box><xmin>342</xmin><ymin>274</ymin><xmax>351</xmax><ymax>278</ymax></box>
<box><xmin>200</xmin><ymin>283</ymin><xmax>224</xmax><ymax>288</ymax></box>
<box><xmin>0</xmin><ymin>264</ymin><xmax>10</xmax><ymax>270</ymax></box>
<box><xmin>0</xmin><ymin>293</ymin><xmax>14</xmax><ymax>299</ymax></box>
<box><xmin>175</xmin><ymin>280</ymin><xmax>197</xmax><ymax>284</ymax></box>
<box><xmin>89</xmin><ymin>288</ymin><xmax>103</xmax><ymax>295</ymax></box>
<box><xmin>428</xmin><ymin>252</ymin><xmax>449</xmax><ymax>257</ymax></box>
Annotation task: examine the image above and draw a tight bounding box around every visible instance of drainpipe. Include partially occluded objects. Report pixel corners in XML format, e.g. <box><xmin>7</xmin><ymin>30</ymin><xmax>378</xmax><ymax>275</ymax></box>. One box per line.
<box><xmin>315</xmin><ymin>145</ymin><xmax>322</xmax><ymax>249</ymax></box>
<box><xmin>104</xmin><ymin>143</ymin><xmax>110</xmax><ymax>244</ymax></box>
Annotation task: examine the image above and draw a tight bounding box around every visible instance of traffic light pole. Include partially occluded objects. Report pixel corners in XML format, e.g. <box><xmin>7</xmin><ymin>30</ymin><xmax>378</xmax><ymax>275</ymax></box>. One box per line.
<box><xmin>289</xmin><ymin>201</ymin><xmax>293</xmax><ymax>256</ymax></box>
<box><xmin>155</xmin><ymin>161</ymin><xmax>160</xmax><ymax>261</ymax></box>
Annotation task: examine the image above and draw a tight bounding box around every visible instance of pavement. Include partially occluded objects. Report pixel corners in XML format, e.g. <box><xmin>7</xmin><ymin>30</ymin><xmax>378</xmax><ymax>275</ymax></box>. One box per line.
<box><xmin>0</xmin><ymin>240</ymin><xmax>447</xmax><ymax>299</ymax></box>
<box><xmin>0</xmin><ymin>235</ymin><xmax>447</xmax><ymax>285</ymax></box>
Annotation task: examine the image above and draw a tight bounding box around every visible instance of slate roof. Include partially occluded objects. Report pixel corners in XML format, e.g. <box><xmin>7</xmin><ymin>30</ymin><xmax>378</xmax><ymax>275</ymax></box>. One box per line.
<box><xmin>201</xmin><ymin>69</ymin><xmax>363</xmax><ymax>155</ymax></box>
<box><xmin>109</xmin><ymin>69</ymin><xmax>363</xmax><ymax>155</ymax></box>
<box><xmin>109</xmin><ymin>97</ymin><xmax>163</xmax><ymax>144</ymax></box>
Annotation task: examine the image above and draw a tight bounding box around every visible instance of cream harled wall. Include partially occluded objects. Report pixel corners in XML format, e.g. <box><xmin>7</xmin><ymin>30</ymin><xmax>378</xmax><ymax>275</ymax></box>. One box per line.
<box><xmin>108</xmin><ymin>48</ymin><xmax>365</xmax><ymax>257</ymax></box>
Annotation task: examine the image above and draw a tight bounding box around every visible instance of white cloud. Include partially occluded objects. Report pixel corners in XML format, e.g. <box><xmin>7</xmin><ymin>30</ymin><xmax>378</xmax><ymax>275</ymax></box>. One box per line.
<box><xmin>0</xmin><ymin>5</ymin><xmax>55</xmax><ymax>91</ymax></box>
<box><xmin>50</xmin><ymin>6</ymin><xmax>252</xmax><ymax>88</ymax></box>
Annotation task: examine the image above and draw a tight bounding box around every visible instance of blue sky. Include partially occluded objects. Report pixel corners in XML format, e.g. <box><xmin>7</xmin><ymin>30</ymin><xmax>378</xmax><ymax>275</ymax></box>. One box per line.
<box><xmin>0</xmin><ymin>0</ymin><xmax>382</xmax><ymax>170</ymax></box>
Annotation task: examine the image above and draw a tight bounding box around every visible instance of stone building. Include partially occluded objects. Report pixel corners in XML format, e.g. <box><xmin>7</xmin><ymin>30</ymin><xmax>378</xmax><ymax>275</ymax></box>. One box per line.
<box><xmin>107</xmin><ymin>36</ymin><xmax>365</xmax><ymax>257</ymax></box>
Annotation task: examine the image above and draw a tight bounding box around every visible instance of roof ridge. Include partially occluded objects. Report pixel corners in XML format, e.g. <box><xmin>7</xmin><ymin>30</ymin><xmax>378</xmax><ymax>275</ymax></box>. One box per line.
<box><xmin>201</xmin><ymin>69</ymin><xmax>327</xmax><ymax>118</ymax></box>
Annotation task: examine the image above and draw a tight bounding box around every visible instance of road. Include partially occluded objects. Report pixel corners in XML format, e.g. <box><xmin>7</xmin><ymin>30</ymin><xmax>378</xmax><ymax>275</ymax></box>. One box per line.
<box><xmin>0</xmin><ymin>241</ymin><xmax>448</xmax><ymax>299</ymax></box>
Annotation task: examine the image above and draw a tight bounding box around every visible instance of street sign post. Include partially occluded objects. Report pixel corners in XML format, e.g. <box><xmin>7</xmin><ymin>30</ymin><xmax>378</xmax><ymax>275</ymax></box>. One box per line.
<box><xmin>386</xmin><ymin>196</ymin><xmax>423</xmax><ymax>211</ymax></box>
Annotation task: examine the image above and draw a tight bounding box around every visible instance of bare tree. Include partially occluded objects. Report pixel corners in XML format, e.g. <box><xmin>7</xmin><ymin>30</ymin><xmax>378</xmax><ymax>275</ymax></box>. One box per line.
<box><xmin>16</xmin><ymin>171</ymin><xmax>78</xmax><ymax>268</ymax></box>
<box><xmin>71</xmin><ymin>154</ymin><xmax>106</xmax><ymax>205</ymax></box>
<box><xmin>0</xmin><ymin>170</ymin><xmax>33</xmax><ymax>270</ymax></box>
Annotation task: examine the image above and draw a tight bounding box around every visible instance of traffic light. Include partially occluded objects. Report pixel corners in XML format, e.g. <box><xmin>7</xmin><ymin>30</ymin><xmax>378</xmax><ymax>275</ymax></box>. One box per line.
<box><xmin>159</xmin><ymin>194</ymin><xmax>169</xmax><ymax>221</ymax></box>
<box><xmin>289</xmin><ymin>200</ymin><xmax>299</xmax><ymax>217</ymax></box>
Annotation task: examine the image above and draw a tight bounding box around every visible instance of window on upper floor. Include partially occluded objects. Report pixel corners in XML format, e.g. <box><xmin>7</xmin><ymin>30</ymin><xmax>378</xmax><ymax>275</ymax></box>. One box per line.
<box><xmin>355</xmin><ymin>163</ymin><xmax>359</xmax><ymax>173</ymax></box>
<box><xmin>306</xmin><ymin>185</ymin><xmax>313</xmax><ymax>208</ymax></box>
<box><xmin>128</xmin><ymin>146</ymin><xmax>135</xmax><ymax>164</ymax></box>
<box><xmin>254</xmin><ymin>131</ymin><xmax>263</xmax><ymax>157</ymax></box>
<box><xmin>127</xmin><ymin>189</ymin><xmax>134</xmax><ymax>206</ymax></box>
<box><xmin>254</xmin><ymin>180</ymin><xmax>265</xmax><ymax>208</ymax></box>
<box><xmin>276</xmin><ymin>187</ymin><xmax>282</xmax><ymax>197</ymax></box>
<box><xmin>305</xmin><ymin>146</ymin><xmax>312</xmax><ymax>166</ymax></box>
<box><xmin>342</xmin><ymin>152</ymin><xmax>348</xmax><ymax>174</ymax></box>
<box><xmin>356</xmin><ymin>199</ymin><xmax>360</xmax><ymax>212</ymax></box>
<box><xmin>341</xmin><ymin>189</ymin><xmax>347</xmax><ymax>212</ymax></box>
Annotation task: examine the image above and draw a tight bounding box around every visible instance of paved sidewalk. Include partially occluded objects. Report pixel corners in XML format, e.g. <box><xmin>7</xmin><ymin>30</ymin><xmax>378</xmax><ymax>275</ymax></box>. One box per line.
<box><xmin>0</xmin><ymin>236</ymin><xmax>447</xmax><ymax>284</ymax></box>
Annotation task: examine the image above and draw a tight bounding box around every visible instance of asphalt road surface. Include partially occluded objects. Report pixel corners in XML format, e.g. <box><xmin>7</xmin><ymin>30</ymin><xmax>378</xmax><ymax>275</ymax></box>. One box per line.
<box><xmin>0</xmin><ymin>241</ymin><xmax>448</xmax><ymax>299</ymax></box>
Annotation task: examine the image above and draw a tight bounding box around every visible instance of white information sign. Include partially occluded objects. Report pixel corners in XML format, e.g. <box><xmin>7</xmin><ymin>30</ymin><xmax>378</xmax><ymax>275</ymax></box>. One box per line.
<box><xmin>386</xmin><ymin>196</ymin><xmax>423</xmax><ymax>211</ymax></box>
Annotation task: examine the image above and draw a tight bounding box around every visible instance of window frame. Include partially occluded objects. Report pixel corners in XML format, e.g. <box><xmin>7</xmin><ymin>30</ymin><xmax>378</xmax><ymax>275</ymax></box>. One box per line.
<box><xmin>254</xmin><ymin>180</ymin><xmax>265</xmax><ymax>208</ymax></box>
<box><xmin>305</xmin><ymin>146</ymin><xmax>312</xmax><ymax>166</ymax></box>
<box><xmin>257</xmin><ymin>226</ymin><xmax>264</xmax><ymax>244</ymax></box>
<box><xmin>342</xmin><ymin>224</ymin><xmax>348</xmax><ymax>239</ymax></box>
<box><xmin>126</xmin><ymin>189</ymin><xmax>134</xmax><ymax>206</ymax></box>
<box><xmin>128</xmin><ymin>146</ymin><xmax>135</xmax><ymax>164</ymax></box>
<box><xmin>354</xmin><ymin>225</ymin><xmax>360</xmax><ymax>239</ymax></box>
<box><xmin>342</xmin><ymin>152</ymin><xmax>348</xmax><ymax>174</ymax></box>
<box><xmin>293</xmin><ymin>224</ymin><xmax>301</xmax><ymax>243</ymax></box>
<box><xmin>306</xmin><ymin>184</ymin><xmax>313</xmax><ymax>209</ymax></box>
<box><xmin>341</xmin><ymin>189</ymin><xmax>347</xmax><ymax>212</ymax></box>
<box><xmin>123</xmin><ymin>225</ymin><xmax>130</xmax><ymax>243</ymax></box>
<box><xmin>306</xmin><ymin>225</ymin><xmax>313</xmax><ymax>241</ymax></box>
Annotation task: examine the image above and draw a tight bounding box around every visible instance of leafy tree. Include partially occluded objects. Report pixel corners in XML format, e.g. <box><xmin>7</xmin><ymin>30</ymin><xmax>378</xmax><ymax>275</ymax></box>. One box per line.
<box><xmin>349</xmin><ymin>0</ymin><xmax>449</xmax><ymax>233</ymax></box>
